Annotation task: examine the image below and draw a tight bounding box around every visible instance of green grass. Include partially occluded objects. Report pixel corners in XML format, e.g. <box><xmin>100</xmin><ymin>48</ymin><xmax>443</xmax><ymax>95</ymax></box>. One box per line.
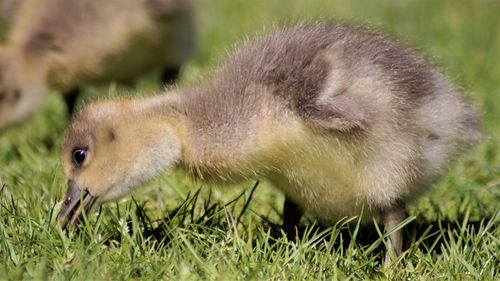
<box><xmin>1</xmin><ymin>0</ymin><xmax>499</xmax><ymax>279</ymax></box>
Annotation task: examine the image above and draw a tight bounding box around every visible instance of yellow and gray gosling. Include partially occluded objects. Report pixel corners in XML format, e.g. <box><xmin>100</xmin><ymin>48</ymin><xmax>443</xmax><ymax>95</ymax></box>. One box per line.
<box><xmin>58</xmin><ymin>22</ymin><xmax>482</xmax><ymax>261</ymax></box>
<box><xmin>0</xmin><ymin>0</ymin><xmax>194</xmax><ymax>131</ymax></box>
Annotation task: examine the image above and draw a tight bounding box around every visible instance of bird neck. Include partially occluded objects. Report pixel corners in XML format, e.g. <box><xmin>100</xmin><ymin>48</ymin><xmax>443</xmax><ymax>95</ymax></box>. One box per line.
<box><xmin>149</xmin><ymin>92</ymin><xmax>266</xmax><ymax>183</ymax></box>
<box><xmin>136</xmin><ymin>91</ymin><xmax>280</xmax><ymax>184</ymax></box>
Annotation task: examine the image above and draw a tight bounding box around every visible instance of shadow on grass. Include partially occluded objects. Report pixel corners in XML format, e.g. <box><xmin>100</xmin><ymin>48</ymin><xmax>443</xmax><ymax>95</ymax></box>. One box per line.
<box><xmin>93</xmin><ymin>182</ymin><xmax>496</xmax><ymax>261</ymax></box>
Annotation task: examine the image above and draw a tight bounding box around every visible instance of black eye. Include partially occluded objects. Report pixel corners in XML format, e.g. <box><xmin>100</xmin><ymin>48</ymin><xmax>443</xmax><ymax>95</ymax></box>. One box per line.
<box><xmin>72</xmin><ymin>149</ymin><xmax>87</xmax><ymax>166</ymax></box>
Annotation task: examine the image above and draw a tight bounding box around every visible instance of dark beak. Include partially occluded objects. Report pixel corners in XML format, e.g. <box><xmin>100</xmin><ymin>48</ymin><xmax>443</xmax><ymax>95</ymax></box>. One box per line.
<box><xmin>57</xmin><ymin>180</ymin><xmax>97</xmax><ymax>229</ymax></box>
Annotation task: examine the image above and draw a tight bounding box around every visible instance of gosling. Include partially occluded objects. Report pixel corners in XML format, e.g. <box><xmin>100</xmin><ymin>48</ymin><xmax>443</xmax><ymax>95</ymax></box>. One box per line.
<box><xmin>58</xmin><ymin>22</ymin><xmax>482</xmax><ymax>261</ymax></box>
<box><xmin>0</xmin><ymin>0</ymin><xmax>194</xmax><ymax>131</ymax></box>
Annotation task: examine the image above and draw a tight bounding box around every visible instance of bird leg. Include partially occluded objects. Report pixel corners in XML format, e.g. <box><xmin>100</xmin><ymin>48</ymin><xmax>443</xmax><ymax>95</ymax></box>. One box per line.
<box><xmin>282</xmin><ymin>196</ymin><xmax>303</xmax><ymax>240</ymax></box>
<box><xmin>383</xmin><ymin>206</ymin><xmax>406</xmax><ymax>264</ymax></box>
<box><xmin>63</xmin><ymin>88</ymin><xmax>80</xmax><ymax>115</ymax></box>
<box><xmin>161</xmin><ymin>65</ymin><xmax>181</xmax><ymax>86</ymax></box>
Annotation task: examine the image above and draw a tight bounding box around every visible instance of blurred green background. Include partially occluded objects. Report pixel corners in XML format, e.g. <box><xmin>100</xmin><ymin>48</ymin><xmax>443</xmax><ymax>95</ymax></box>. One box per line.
<box><xmin>0</xmin><ymin>0</ymin><xmax>498</xmax><ymax>279</ymax></box>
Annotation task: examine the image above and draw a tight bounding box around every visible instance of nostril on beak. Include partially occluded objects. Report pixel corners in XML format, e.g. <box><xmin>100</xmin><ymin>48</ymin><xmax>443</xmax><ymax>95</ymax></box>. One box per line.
<box><xmin>57</xmin><ymin>180</ymin><xmax>82</xmax><ymax>228</ymax></box>
<box><xmin>64</xmin><ymin>195</ymin><xmax>72</xmax><ymax>206</ymax></box>
<box><xmin>57</xmin><ymin>180</ymin><xmax>97</xmax><ymax>229</ymax></box>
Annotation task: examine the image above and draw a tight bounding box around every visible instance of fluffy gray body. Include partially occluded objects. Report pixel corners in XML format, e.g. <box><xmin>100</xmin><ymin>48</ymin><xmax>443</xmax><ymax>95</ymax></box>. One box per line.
<box><xmin>178</xmin><ymin>23</ymin><xmax>481</xmax><ymax>221</ymax></box>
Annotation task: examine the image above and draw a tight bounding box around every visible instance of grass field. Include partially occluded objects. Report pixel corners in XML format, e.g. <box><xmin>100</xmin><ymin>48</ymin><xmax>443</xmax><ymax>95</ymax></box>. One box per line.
<box><xmin>0</xmin><ymin>0</ymin><xmax>499</xmax><ymax>279</ymax></box>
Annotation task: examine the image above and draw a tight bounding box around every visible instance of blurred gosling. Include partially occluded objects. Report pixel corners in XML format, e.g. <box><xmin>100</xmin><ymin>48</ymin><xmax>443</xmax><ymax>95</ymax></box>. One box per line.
<box><xmin>0</xmin><ymin>0</ymin><xmax>194</xmax><ymax>131</ymax></box>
